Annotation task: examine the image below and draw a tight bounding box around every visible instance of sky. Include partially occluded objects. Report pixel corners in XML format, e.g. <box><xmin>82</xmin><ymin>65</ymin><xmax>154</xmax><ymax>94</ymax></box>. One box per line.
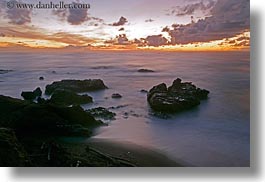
<box><xmin>0</xmin><ymin>0</ymin><xmax>250</xmax><ymax>51</ymax></box>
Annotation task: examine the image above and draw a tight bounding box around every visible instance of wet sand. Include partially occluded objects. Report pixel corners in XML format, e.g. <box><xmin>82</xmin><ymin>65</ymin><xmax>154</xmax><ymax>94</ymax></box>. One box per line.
<box><xmin>85</xmin><ymin>138</ymin><xmax>184</xmax><ymax>167</ymax></box>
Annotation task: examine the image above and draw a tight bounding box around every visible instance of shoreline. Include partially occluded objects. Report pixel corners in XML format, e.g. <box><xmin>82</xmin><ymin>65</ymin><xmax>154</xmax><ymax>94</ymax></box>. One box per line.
<box><xmin>60</xmin><ymin>137</ymin><xmax>185</xmax><ymax>167</ymax></box>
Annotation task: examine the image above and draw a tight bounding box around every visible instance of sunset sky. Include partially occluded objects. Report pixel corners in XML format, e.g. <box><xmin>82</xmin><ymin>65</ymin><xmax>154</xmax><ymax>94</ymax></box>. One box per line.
<box><xmin>0</xmin><ymin>0</ymin><xmax>250</xmax><ymax>51</ymax></box>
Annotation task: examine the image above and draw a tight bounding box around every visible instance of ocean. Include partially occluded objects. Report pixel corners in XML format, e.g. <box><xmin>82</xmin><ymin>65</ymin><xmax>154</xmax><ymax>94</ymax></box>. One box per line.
<box><xmin>0</xmin><ymin>50</ymin><xmax>250</xmax><ymax>166</ymax></box>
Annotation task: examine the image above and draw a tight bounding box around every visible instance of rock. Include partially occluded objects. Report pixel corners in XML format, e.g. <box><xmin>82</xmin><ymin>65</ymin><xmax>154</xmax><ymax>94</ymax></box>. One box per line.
<box><xmin>108</xmin><ymin>105</ymin><xmax>129</xmax><ymax>110</ymax></box>
<box><xmin>45</xmin><ymin>79</ymin><xmax>108</xmax><ymax>95</ymax></box>
<box><xmin>138</xmin><ymin>69</ymin><xmax>155</xmax><ymax>73</ymax></box>
<box><xmin>0</xmin><ymin>128</ymin><xmax>30</xmax><ymax>166</ymax></box>
<box><xmin>39</xmin><ymin>76</ymin><xmax>44</xmax><ymax>81</ymax></box>
<box><xmin>37</xmin><ymin>97</ymin><xmax>46</xmax><ymax>104</ymax></box>
<box><xmin>21</xmin><ymin>87</ymin><xmax>42</xmax><ymax>101</ymax></box>
<box><xmin>112</xmin><ymin>93</ymin><xmax>122</xmax><ymax>99</ymax></box>
<box><xmin>0</xmin><ymin>69</ymin><xmax>12</xmax><ymax>74</ymax></box>
<box><xmin>34</xmin><ymin>87</ymin><xmax>42</xmax><ymax>97</ymax></box>
<box><xmin>147</xmin><ymin>78</ymin><xmax>209</xmax><ymax>113</ymax></box>
<box><xmin>86</xmin><ymin>107</ymin><xmax>116</xmax><ymax>120</ymax></box>
<box><xmin>0</xmin><ymin>95</ymin><xmax>103</xmax><ymax>137</ymax></box>
<box><xmin>140</xmin><ymin>89</ymin><xmax>148</xmax><ymax>93</ymax></box>
<box><xmin>49</xmin><ymin>90</ymin><xmax>93</xmax><ymax>106</ymax></box>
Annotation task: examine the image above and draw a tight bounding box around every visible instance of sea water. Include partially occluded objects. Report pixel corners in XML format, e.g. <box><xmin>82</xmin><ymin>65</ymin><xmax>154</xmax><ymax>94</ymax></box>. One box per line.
<box><xmin>0</xmin><ymin>50</ymin><xmax>250</xmax><ymax>166</ymax></box>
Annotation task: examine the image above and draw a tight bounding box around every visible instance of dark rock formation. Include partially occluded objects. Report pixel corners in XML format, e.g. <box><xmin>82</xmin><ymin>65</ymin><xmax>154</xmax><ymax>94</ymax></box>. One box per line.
<box><xmin>0</xmin><ymin>95</ymin><xmax>102</xmax><ymax>137</ymax></box>
<box><xmin>49</xmin><ymin>90</ymin><xmax>93</xmax><ymax>106</ymax></box>
<box><xmin>147</xmin><ymin>78</ymin><xmax>209</xmax><ymax>113</ymax></box>
<box><xmin>86</xmin><ymin>107</ymin><xmax>116</xmax><ymax>120</ymax></box>
<box><xmin>45</xmin><ymin>79</ymin><xmax>108</xmax><ymax>95</ymax></box>
<box><xmin>39</xmin><ymin>76</ymin><xmax>44</xmax><ymax>81</ymax></box>
<box><xmin>138</xmin><ymin>69</ymin><xmax>155</xmax><ymax>73</ymax></box>
<box><xmin>112</xmin><ymin>93</ymin><xmax>122</xmax><ymax>99</ymax></box>
<box><xmin>21</xmin><ymin>87</ymin><xmax>42</xmax><ymax>101</ymax></box>
<box><xmin>0</xmin><ymin>128</ymin><xmax>30</xmax><ymax>166</ymax></box>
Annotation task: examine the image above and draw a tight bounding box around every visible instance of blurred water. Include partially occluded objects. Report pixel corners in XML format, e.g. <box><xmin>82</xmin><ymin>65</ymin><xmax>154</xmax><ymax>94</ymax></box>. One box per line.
<box><xmin>0</xmin><ymin>50</ymin><xmax>250</xmax><ymax>166</ymax></box>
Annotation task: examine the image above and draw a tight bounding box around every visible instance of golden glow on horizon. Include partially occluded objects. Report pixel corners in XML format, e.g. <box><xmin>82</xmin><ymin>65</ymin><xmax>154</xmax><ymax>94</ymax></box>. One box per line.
<box><xmin>0</xmin><ymin>31</ymin><xmax>250</xmax><ymax>51</ymax></box>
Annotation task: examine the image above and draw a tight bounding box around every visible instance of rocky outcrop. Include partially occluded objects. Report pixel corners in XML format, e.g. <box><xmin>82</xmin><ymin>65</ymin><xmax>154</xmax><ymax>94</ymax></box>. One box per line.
<box><xmin>49</xmin><ymin>90</ymin><xmax>93</xmax><ymax>106</ymax></box>
<box><xmin>147</xmin><ymin>78</ymin><xmax>209</xmax><ymax>113</ymax></box>
<box><xmin>86</xmin><ymin>107</ymin><xmax>116</xmax><ymax>120</ymax></box>
<box><xmin>0</xmin><ymin>95</ymin><xmax>102</xmax><ymax>137</ymax></box>
<box><xmin>45</xmin><ymin>79</ymin><xmax>108</xmax><ymax>95</ymax></box>
<box><xmin>0</xmin><ymin>128</ymin><xmax>30</xmax><ymax>166</ymax></box>
<box><xmin>21</xmin><ymin>87</ymin><xmax>42</xmax><ymax>101</ymax></box>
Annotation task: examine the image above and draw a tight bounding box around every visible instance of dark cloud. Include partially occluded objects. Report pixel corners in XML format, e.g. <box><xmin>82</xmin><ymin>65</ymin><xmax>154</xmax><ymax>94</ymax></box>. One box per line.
<box><xmin>52</xmin><ymin>9</ymin><xmax>67</xmax><ymax>21</ymax></box>
<box><xmin>117</xmin><ymin>34</ymin><xmax>129</xmax><ymax>44</ymax></box>
<box><xmin>67</xmin><ymin>2</ymin><xmax>88</xmax><ymax>25</ymax></box>
<box><xmin>133</xmin><ymin>38</ymin><xmax>146</xmax><ymax>47</ymax></box>
<box><xmin>112</xmin><ymin>16</ymin><xmax>128</xmax><ymax>26</ymax></box>
<box><xmin>162</xmin><ymin>26</ymin><xmax>170</xmax><ymax>32</ymax></box>
<box><xmin>5</xmin><ymin>1</ymin><xmax>32</xmax><ymax>25</ymax></box>
<box><xmin>118</xmin><ymin>27</ymin><xmax>125</xmax><ymax>31</ymax></box>
<box><xmin>145</xmin><ymin>19</ymin><xmax>154</xmax><ymax>22</ymax></box>
<box><xmin>166</xmin><ymin>0</ymin><xmax>250</xmax><ymax>44</ymax></box>
<box><xmin>167</xmin><ymin>0</ymin><xmax>216</xmax><ymax>17</ymax></box>
<box><xmin>145</xmin><ymin>35</ymin><xmax>168</xmax><ymax>47</ymax></box>
<box><xmin>88</xmin><ymin>17</ymin><xmax>104</xmax><ymax>23</ymax></box>
<box><xmin>104</xmin><ymin>34</ymin><xmax>130</xmax><ymax>45</ymax></box>
<box><xmin>53</xmin><ymin>2</ymin><xmax>99</xmax><ymax>25</ymax></box>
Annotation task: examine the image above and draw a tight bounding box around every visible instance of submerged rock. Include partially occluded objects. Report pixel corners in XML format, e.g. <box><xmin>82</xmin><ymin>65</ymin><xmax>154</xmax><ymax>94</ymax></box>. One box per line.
<box><xmin>147</xmin><ymin>78</ymin><xmax>209</xmax><ymax>113</ymax></box>
<box><xmin>21</xmin><ymin>87</ymin><xmax>42</xmax><ymax>101</ymax></box>
<box><xmin>0</xmin><ymin>128</ymin><xmax>30</xmax><ymax>166</ymax></box>
<box><xmin>112</xmin><ymin>93</ymin><xmax>122</xmax><ymax>99</ymax></box>
<box><xmin>39</xmin><ymin>76</ymin><xmax>44</xmax><ymax>81</ymax></box>
<box><xmin>0</xmin><ymin>69</ymin><xmax>13</xmax><ymax>74</ymax></box>
<box><xmin>140</xmin><ymin>89</ymin><xmax>148</xmax><ymax>93</ymax></box>
<box><xmin>138</xmin><ymin>69</ymin><xmax>155</xmax><ymax>73</ymax></box>
<box><xmin>49</xmin><ymin>90</ymin><xmax>93</xmax><ymax>106</ymax></box>
<box><xmin>86</xmin><ymin>107</ymin><xmax>116</xmax><ymax>120</ymax></box>
<box><xmin>45</xmin><ymin>79</ymin><xmax>108</xmax><ymax>95</ymax></box>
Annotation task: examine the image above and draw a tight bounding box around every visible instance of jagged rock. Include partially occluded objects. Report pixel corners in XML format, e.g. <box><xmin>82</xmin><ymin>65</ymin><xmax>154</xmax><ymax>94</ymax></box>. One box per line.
<box><xmin>0</xmin><ymin>128</ymin><xmax>30</xmax><ymax>166</ymax></box>
<box><xmin>45</xmin><ymin>79</ymin><xmax>108</xmax><ymax>95</ymax></box>
<box><xmin>86</xmin><ymin>107</ymin><xmax>116</xmax><ymax>120</ymax></box>
<box><xmin>49</xmin><ymin>90</ymin><xmax>93</xmax><ymax>106</ymax></box>
<box><xmin>21</xmin><ymin>87</ymin><xmax>42</xmax><ymax>101</ymax></box>
<box><xmin>147</xmin><ymin>78</ymin><xmax>209</xmax><ymax>113</ymax></box>
<box><xmin>112</xmin><ymin>93</ymin><xmax>122</xmax><ymax>99</ymax></box>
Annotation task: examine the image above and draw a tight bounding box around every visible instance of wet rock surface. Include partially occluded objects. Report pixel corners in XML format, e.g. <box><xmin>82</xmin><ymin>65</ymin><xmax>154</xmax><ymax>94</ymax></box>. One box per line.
<box><xmin>112</xmin><ymin>93</ymin><xmax>122</xmax><ymax>99</ymax></box>
<box><xmin>138</xmin><ymin>69</ymin><xmax>155</xmax><ymax>73</ymax></box>
<box><xmin>39</xmin><ymin>76</ymin><xmax>44</xmax><ymax>81</ymax></box>
<box><xmin>0</xmin><ymin>95</ymin><xmax>102</xmax><ymax>137</ymax></box>
<box><xmin>21</xmin><ymin>87</ymin><xmax>42</xmax><ymax>101</ymax></box>
<box><xmin>86</xmin><ymin>107</ymin><xmax>116</xmax><ymax>120</ymax></box>
<box><xmin>45</xmin><ymin>79</ymin><xmax>108</xmax><ymax>95</ymax></box>
<box><xmin>49</xmin><ymin>90</ymin><xmax>93</xmax><ymax>106</ymax></box>
<box><xmin>147</xmin><ymin>78</ymin><xmax>209</xmax><ymax>113</ymax></box>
